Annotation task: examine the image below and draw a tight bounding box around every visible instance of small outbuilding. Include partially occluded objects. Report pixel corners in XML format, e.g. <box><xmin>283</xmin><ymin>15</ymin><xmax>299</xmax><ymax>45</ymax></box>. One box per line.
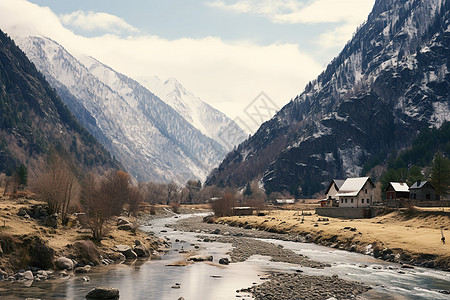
<box><xmin>385</xmin><ymin>182</ymin><xmax>410</xmax><ymax>200</ymax></box>
<box><xmin>275</xmin><ymin>199</ymin><xmax>295</xmax><ymax>205</ymax></box>
<box><xmin>324</xmin><ymin>179</ymin><xmax>345</xmax><ymax>207</ymax></box>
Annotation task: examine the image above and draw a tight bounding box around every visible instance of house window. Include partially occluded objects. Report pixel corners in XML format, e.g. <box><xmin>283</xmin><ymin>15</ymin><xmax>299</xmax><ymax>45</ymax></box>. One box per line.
<box><xmin>413</xmin><ymin>194</ymin><xmax>416</xmax><ymax>199</ymax></box>
<box><xmin>362</xmin><ymin>199</ymin><xmax>364</xmax><ymax>203</ymax></box>
<box><xmin>426</xmin><ymin>194</ymin><xmax>430</xmax><ymax>200</ymax></box>
<box><xmin>365</xmin><ymin>189</ymin><xmax>367</xmax><ymax>194</ymax></box>
<box><xmin>341</xmin><ymin>199</ymin><xmax>343</xmax><ymax>203</ymax></box>
<box><xmin>351</xmin><ymin>199</ymin><xmax>353</xmax><ymax>203</ymax></box>
<box><xmin>345</xmin><ymin>199</ymin><xmax>348</xmax><ymax>203</ymax></box>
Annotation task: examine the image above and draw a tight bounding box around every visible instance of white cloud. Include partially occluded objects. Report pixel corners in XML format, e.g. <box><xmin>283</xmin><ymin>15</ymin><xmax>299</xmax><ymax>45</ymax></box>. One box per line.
<box><xmin>0</xmin><ymin>0</ymin><xmax>323</xmax><ymax>132</ymax></box>
<box><xmin>207</xmin><ymin>0</ymin><xmax>375</xmax><ymax>48</ymax></box>
<box><xmin>60</xmin><ymin>10</ymin><xmax>138</xmax><ymax>34</ymax></box>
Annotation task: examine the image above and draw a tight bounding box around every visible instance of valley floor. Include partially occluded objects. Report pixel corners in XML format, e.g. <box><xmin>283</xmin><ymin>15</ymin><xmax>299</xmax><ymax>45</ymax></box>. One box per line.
<box><xmin>214</xmin><ymin>207</ymin><xmax>450</xmax><ymax>270</ymax></box>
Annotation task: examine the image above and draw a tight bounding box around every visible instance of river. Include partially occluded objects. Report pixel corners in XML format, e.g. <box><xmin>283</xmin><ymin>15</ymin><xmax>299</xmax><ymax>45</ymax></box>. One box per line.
<box><xmin>0</xmin><ymin>213</ymin><xmax>449</xmax><ymax>299</ymax></box>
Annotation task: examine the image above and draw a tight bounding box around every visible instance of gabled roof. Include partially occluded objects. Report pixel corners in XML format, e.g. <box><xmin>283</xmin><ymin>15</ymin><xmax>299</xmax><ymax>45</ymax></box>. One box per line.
<box><xmin>388</xmin><ymin>182</ymin><xmax>410</xmax><ymax>192</ymax></box>
<box><xmin>335</xmin><ymin>177</ymin><xmax>374</xmax><ymax>197</ymax></box>
<box><xmin>410</xmin><ymin>180</ymin><xmax>434</xmax><ymax>190</ymax></box>
<box><xmin>325</xmin><ymin>179</ymin><xmax>346</xmax><ymax>195</ymax></box>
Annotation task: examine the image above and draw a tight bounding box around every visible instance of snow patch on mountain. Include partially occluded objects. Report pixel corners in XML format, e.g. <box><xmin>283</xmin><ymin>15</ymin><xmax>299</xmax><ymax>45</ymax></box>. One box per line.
<box><xmin>136</xmin><ymin>75</ymin><xmax>247</xmax><ymax>151</ymax></box>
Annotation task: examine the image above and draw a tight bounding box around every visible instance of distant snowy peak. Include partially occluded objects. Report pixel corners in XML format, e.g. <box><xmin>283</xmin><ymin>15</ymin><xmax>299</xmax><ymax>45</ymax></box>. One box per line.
<box><xmin>137</xmin><ymin>75</ymin><xmax>247</xmax><ymax>151</ymax></box>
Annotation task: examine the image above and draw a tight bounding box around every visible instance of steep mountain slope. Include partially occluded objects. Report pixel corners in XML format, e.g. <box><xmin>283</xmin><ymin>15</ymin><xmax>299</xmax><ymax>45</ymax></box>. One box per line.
<box><xmin>0</xmin><ymin>29</ymin><xmax>120</xmax><ymax>176</ymax></box>
<box><xmin>136</xmin><ymin>75</ymin><xmax>247</xmax><ymax>151</ymax></box>
<box><xmin>17</xmin><ymin>36</ymin><xmax>227</xmax><ymax>183</ymax></box>
<box><xmin>206</xmin><ymin>0</ymin><xmax>450</xmax><ymax>196</ymax></box>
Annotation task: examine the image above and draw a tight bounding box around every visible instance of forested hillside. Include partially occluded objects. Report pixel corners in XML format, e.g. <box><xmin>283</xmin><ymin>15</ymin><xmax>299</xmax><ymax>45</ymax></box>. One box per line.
<box><xmin>0</xmin><ymin>30</ymin><xmax>121</xmax><ymax>176</ymax></box>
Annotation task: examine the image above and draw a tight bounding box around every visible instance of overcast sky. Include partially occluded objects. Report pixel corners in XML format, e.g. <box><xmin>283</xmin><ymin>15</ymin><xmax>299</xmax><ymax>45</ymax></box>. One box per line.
<box><xmin>0</xmin><ymin>0</ymin><xmax>375</xmax><ymax>132</ymax></box>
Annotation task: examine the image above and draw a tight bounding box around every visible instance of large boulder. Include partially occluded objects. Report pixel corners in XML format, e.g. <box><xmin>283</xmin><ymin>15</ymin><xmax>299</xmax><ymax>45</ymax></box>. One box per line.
<box><xmin>55</xmin><ymin>257</ymin><xmax>74</xmax><ymax>270</ymax></box>
<box><xmin>133</xmin><ymin>244</ymin><xmax>149</xmax><ymax>257</ymax></box>
<box><xmin>113</xmin><ymin>245</ymin><xmax>137</xmax><ymax>259</ymax></box>
<box><xmin>116</xmin><ymin>217</ymin><xmax>130</xmax><ymax>226</ymax></box>
<box><xmin>23</xmin><ymin>270</ymin><xmax>34</xmax><ymax>280</ymax></box>
<box><xmin>86</xmin><ymin>287</ymin><xmax>119</xmax><ymax>299</ymax></box>
<box><xmin>108</xmin><ymin>252</ymin><xmax>126</xmax><ymax>262</ymax></box>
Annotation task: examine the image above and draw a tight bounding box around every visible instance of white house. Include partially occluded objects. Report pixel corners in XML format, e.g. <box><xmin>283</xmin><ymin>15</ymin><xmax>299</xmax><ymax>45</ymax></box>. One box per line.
<box><xmin>335</xmin><ymin>177</ymin><xmax>375</xmax><ymax>208</ymax></box>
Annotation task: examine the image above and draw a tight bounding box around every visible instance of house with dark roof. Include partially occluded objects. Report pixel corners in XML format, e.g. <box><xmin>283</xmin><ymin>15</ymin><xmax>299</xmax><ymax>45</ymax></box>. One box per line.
<box><xmin>385</xmin><ymin>182</ymin><xmax>410</xmax><ymax>200</ymax></box>
<box><xmin>409</xmin><ymin>181</ymin><xmax>439</xmax><ymax>202</ymax></box>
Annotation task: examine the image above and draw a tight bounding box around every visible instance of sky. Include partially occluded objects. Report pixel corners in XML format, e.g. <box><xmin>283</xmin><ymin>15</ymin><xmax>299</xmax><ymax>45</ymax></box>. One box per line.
<box><xmin>0</xmin><ymin>0</ymin><xmax>375</xmax><ymax>133</ymax></box>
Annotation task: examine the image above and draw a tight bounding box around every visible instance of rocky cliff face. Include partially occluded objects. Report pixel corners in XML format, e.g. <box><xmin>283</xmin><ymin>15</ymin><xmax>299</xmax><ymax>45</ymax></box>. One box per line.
<box><xmin>206</xmin><ymin>0</ymin><xmax>450</xmax><ymax>196</ymax></box>
<box><xmin>0</xmin><ymin>30</ymin><xmax>120</xmax><ymax>175</ymax></box>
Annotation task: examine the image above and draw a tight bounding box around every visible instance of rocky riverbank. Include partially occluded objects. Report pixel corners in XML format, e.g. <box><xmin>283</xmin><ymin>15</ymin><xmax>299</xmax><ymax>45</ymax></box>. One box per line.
<box><xmin>238</xmin><ymin>273</ymin><xmax>370</xmax><ymax>300</ymax></box>
<box><xmin>212</xmin><ymin>210</ymin><xmax>450</xmax><ymax>272</ymax></box>
<box><xmin>169</xmin><ymin>216</ymin><xmax>372</xmax><ymax>299</ymax></box>
<box><xmin>0</xmin><ymin>197</ymin><xmax>166</xmax><ymax>284</ymax></box>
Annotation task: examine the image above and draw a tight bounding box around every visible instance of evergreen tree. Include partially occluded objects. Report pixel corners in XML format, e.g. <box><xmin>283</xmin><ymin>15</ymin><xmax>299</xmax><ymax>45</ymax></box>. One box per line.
<box><xmin>244</xmin><ymin>183</ymin><xmax>252</xmax><ymax>196</ymax></box>
<box><xmin>16</xmin><ymin>164</ymin><xmax>28</xmax><ymax>189</ymax></box>
<box><xmin>430</xmin><ymin>152</ymin><xmax>450</xmax><ymax>199</ymax></box>
<box><xmin>407</xmin><ymin>165</ymin><xmax>424</xmax><ymax>186</ymax></box>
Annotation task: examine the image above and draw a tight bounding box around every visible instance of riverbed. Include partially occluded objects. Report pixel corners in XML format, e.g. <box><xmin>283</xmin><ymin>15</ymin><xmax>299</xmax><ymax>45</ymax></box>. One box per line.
<box><xmin>0</xmin><ymin>213</ymin><xmax>449</xmax><ymax>299</ymax></box>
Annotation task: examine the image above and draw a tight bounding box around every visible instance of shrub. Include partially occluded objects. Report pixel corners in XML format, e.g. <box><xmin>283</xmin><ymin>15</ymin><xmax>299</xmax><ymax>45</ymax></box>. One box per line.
<box><xmin>28</xmin><ymin>239</ymin><xmax>55</xmax><ymax>269</ymax></box>
<box><xmin>72</xmin><ymin>240</ymin><xmax>101</xmax><ymax>265</ymax></box>
<box><xmin>170</xmin><ymin>202</ymin><xmax>180</xmax><ymax>214</ymax></box>
<box><xmin>212</xmin><ymin>193</ymin><xmax>236</xmax><ymax>217</ymax></box>
<box><xmin>0</xmin><ymin>232</ymin><xmax>17</xmax><ymax>254</ymax></box>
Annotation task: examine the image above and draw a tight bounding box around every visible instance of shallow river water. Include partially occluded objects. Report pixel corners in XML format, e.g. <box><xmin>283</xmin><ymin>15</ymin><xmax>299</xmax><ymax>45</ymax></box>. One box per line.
<box><xmin>0</xmin><ymin>213</ymin><xmax>449</xmax><ymax>299</ymax></box>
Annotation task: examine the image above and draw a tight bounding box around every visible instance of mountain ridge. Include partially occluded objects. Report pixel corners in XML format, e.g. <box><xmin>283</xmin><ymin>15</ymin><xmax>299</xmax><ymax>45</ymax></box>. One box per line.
<box><xmin>206</xmin><ymin>0</ymin><xmax>450</xmax><ymax>196</ymax></box>
<box><xmin>0</xmin><ymin>29</ymin><xmax>121</xmax><ymax>176</ymax></box>
<box><xmin>17</xmin><ymin>35</ymin><xmax>228</xmax><ymax>183</ymax></box>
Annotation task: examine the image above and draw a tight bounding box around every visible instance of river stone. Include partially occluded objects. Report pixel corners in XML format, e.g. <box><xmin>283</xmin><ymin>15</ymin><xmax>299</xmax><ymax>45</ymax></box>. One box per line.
<box><xmin>117</xmin><ymin>224</ymin><xmax>133</xmax><ymax>231</ymax></box>
<box><xmin>108</xmin><ymin>252</ymin><xmax>126</xmax><ymax>262</ymax></box>
<box><xmin>117</xmin><ymin>217</ymin><xmax>130</xmax><ymax>226</ymax></box>
<box><xmin>113</xmin><ymin>245</ymin><xmax>138</xmax><ymax>259</ymax></box>
<box><xmin>86</xmin><ymin>287</ymin><xmax>119</xmax><ymax>299</ymax></box>
<box><xmin>187</xmin><ymin>255</ymin><xmax>213</xmax><ymax>262</ymax></box>
<box><xmin>23</xmin><ymin>270</ymin><xmax>34</xmax><ymax>280</ymax></box>
<box><xmin>113</xmin><ymin>245</ymin><xmax>131</xmax><ymax>252</ymax></box>
<box><xmin>17</xmin><ymin>208</ymin><xmax>29</xmax><ymax>216</ymax></box>
<box><xmin>55</xmin><ymin>257</ymin><xmax>74</xmax><ymax>270</ymax></box>
<box><xmin>0</xmin><ymin>270</ymin><xmax>8</xmax><ymax>280</ymax></box>
<box><xmin>75</xmin><ymin>265</ymin><xmax>91</xmax><ymax>273</ymax></box>
<box><xmin>133</xmin><ymin>244</ymin><xmax>149</xmax><ymax>257</ymax></box>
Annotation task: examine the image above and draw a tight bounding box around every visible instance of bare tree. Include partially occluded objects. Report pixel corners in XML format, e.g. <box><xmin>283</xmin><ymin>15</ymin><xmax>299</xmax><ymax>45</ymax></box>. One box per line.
<box><xmin>166</xmin><ymin>182</ymin><xmax>181</xmax><ymax>205</ymax></box>
<box><xmin>80</xmin><ymin>171</ymin><xmax>130</xmax><ymax>241</ymax></box>
<box><xmin>212</xmin><ymin>192</ymin><xmax>236</xmax><ymax>217</ymax></box>
<box><xmin>140</xmin><ymin>182</ymin><xmax>167</xmax><ymax>204</ymax></box>
<box><xmin>127</xmin><ymin>186</ymin><xmax>142</xmax><ymax>217</ymax></box>
<box><xmin>35</xmin><ymin>153</ymin><xmax>80</xmax><ymax>225</ymax></box>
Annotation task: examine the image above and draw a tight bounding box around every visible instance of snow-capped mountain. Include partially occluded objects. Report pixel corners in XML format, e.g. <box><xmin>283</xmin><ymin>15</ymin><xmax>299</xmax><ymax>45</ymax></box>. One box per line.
<box><xmin>206</xmin><ymin>0</ymin><xmax>450</xmax><ymax>196</ymax></box>
<box><xmin>0</xmin><ymin>29</ymin><xmax>121</xmax><ymax>176</ymax></box>
<box><xmin>17</xmin><ymin>36</ymin><xmax>227</xmax><ymax>183</ymax></box>
<box><xmin>136</xmin><ymin>75</ymin><xmax>247</xmax><ymax>151</ymax></box>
